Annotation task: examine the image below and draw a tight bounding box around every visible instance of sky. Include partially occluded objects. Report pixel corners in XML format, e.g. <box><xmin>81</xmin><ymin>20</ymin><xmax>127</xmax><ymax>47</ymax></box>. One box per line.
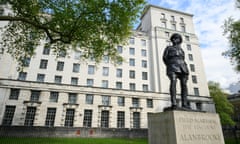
<box><xmin>147</xmin><ymin>0</ymin><xmax>240</xmax><ymax>91</ymax></box>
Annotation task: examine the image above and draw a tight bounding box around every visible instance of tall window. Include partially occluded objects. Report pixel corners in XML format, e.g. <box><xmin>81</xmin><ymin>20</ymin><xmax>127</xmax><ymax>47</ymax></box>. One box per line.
<box><xmin>142</xmin><ymin>60</ymin><xmax>147</xmax><ymax>68</ymax></box>
<box><xmin>103</xmin><ymin>55</ymin><xmax>109</xmax><ymax>63</ymax></box>
<box><xmin>88</xmin><ymin>65</ymin><xmax>95</xmax><ymax>75</ymax></box>
<box><xmin>161</xmin><ymin>22</ymin><xmax>166</xmax><ymax>28</ymax></box>
<box><xmin>102</xmin><ymin>95</ymin><xmax>110</xmax><ymax>106</ymax></box>
<box><xmin>129</xmin><ymin>47</ymin><xmax>135</xmax><ymax>55</ymax></box>
<box><xmin>117</xmin><ymin>111</ymin><xmax>125</xmax><ymax>128</ymax></box>
<box><xmin>59</xmin><ymin>50</ymin><xmax>66</xmax><ymax>57</ymax></box>
<box><xmin>74</xmin><ymin>50</ymin><xmax>81</xmax><ymax>60</ymax></box>
<box><xmin>116</xmin><ymin>82</ymin><xmax>122</xmax><ymax>89</ymax></box>
<box><xmin>188</xmin><ymin>54</ymin><xmax>193</xmax><ymax>61</ymax></box>
<box><xmin>37</xmin><ymin>74</ymin><xmax>45</xmax><ymax>82</ymax></box>
<box><xmin>141</xmin><ymin>39</ymin><xmax>146</xmax><ymax>47</ymax></box>
<box><xmin>71</xmin><ymin>77</ymin><xmax>78</xmax><ymax>85</ymax></box>
<box><xmin>85</xmin><ymin>94</ymin><xmax>94</xmax><ymax>104</ymax></box>
<box><xmin>187</xmin><ymin>44</ymin><xmax>192</xmax><ymax>51</ymax></box>
<box><xmin>181</xmin><ymin>25</ymin><xmax>186</xmax><ymax>32</ymax></box>
<box><xmin>129</xmin><ymin>37</ymin><xmax>135</xmax><ymax>45</ymax></box>
<box><xmin>192</xmin><ymin>75</ymin><xmax>198</xmax><ymax>83</ymax></box>
<box><xmin>118</xmin><ymin>97</ymin><xmax>125</xmax><ymax>106</ymax></box>
<box><xmin>30</xmin><ymin>90</ymin><xmax>40</xmax><ymax>102</ymax></box>
<box><xmin>171</xmin><ymin>24</ymin><xmax>176</xmax><ymax>30</ymax></box>
<box><xmin>24</xmin><ymin>107</ymin><xmax>36</xmax><ymax>126</ymax></box>
<box><xmin>133</xmin><ymin>112</ymin><xmax>140</xmax><ymax>128</ymax></box>
<box><xmin>39</xmin><ymin>59</ymin><xmax>48</xmax><ymax>69</ymax></box>
<box><xmin>116</xmin><ymin>69</ymin><xmax>122</xmax><ymax>78</ymax></box>
<box><xmin>2</xmin><ymin>105</ymin><xmax>16</xmax><ymax>126</ymax></box>
<box><xmin>54</xmin><ymin>75</ymin><xmax>62</xmax><ymax>84</ymax></box>
<box><xmin>142</xmin><ymin>84</ymin><xmax>148</xmax><ymax>92</ymax></box>
<box><xmin>68</xmin><ymin>93</ymin><xmax>77</xmax><ymax>104</ymax></box>
<box><xmin>129</xmin><ymin>70</ymin><xmax>135</xmax><ymax>79</ymax></box>
<box><xmin>194</xmin><ymin>88</ymin><xmax>200</xmax><ymax>96</ymax></box>
<box><xmin>72</xmin><ymin>63</ymin><xmax>80</xmax><ymax>73</ymax></box>
<box><xmin>22</xmin><ymin>58</ymin><xmax>31</xmax><ymax>67</ymax></box>
<box><xmin>147</xmin><ymin>99</ymin><xmax>153</xmax><ymax>108</ymax></box>
<box><xmin>117</xmin><ymin>46</ymin><xmax>123</xmax><ymax>53</ymax></box>
<box><xmin>129</xmin><ymin>83</ymin><xmax>136</xmax><ymax>91</ymax></box>
<box><xmin>142</xmin><ymin>72</ymin><xmax>148</xmax><ymax>80</ymax></box>
<box><xmin>50</xmin><ymin>92</ymin><xmax>58</xmax><ymax>102</ymax></box>
<box><xmin>43</xmin><ymin>46</ymin><xmax>50</xmax><ymax>55</ymax></box>
<box><xmin>83</xmin><ymin>109</ymin><xmax>92</xmax><ymax>127</ymax></box>
<box><xmin>9</xmin><ymin>88</ymin><xmax>20</xmax><ymax>100</ymax></box>
<box><xmin>132</xmin><ymin>98</ymin><xmax>140</xmax><ymax>107</ymax></box>
<box><xmin>190</xmin><ymin>64</ymin><xmax>195</xmax><ymax>72</ymax></box>
<box><xmin>101</xmin><ymin>110</ymin><xmax>109</xmax><ymax>128</ymax></box>
<box><xmin>141</xmin><ymin>49</ymin><xmax>147</xmax><ymax>57</ymax></box>
<box><xmin>102</xmin><ymin>67</ymin><xmax>109</xmax><ymax>76</ymax></box>
<box><xmin>64</xmin><ymin>109</ymin><xmax>75</xmax><ymax>127</ymax></box>
<box><xmin>18</xmin><ymin>72</ymin><xmax>27</xmax><ymax>80</ymax></box>
<box><xmin>129</xmin><ymin>58</ymin><xmax>135</xmax><ymax>66</ymax></box>
<box><xmin>102</xmin><ymin>80</ymin><xmax>108</xmax><ymax>88</ymax></box>
<box><xmin>87</xmin><ymin>79</ymin><xmax>94</xmax><ymax>87</ymax></box>
<box><xmin>56</xmin><ymin>61</ymin><xmax>64</xmax><ymax>71</ymax></box>
<box><xmin>45</xmin><ymin>108</ymin><xmax>56</xmax><ymax>127</ymax></box>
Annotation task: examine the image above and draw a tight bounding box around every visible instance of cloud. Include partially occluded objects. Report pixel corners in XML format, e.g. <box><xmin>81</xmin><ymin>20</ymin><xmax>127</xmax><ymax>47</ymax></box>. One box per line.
<box><xmin>148</xmin><ymin>0</ymin><xmax>240</xmax><ymax>90</ymax></box>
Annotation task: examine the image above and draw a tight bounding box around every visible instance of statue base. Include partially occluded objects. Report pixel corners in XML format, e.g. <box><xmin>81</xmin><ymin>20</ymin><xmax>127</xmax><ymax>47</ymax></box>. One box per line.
<box><xmin>148</xmin><ymin>110</ymin><xmax>224</xmax><ymax>144</ymax></box>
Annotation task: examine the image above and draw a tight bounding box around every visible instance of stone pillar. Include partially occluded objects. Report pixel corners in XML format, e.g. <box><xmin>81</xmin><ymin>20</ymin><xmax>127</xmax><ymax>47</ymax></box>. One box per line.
<box><xmin>148</xmin><ymin>110</ymin><xmax>225</xmax><ymax>144</ymax></box>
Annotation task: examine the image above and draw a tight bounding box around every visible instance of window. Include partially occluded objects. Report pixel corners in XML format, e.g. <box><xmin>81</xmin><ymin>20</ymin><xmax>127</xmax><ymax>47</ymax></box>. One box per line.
<box><xmin>181</xmin><ymin>25</ymin><xmax>186</xmax><ymax>32</ymax></box>
<box><xmin>56</xmin><ymin>61</ymin><xmax>64</xmax><ymax>71</ymax></box>
<box><xmin>161</xmin><ymin>13</ymin><xmax>165</xmax><ymax>19</ymax></box>
<box><xmin>129</xmin><ymin>70</ymin><xmax>135</xmax><ymax>79</ymax></box>
<box><xmin>88</xmin><ymin>65</ymin><xmax>95</xmax><ymax>75</ymax></box>
<box><xmin>194</xmin><ymin>88</ymin><xmax>200</xmax><ymax>96</ymax></box>
<box><xmin>118</xmin><ymin>97</ymin><xmax>125</xmax><ymax>106</ymax></box>
<box><xmin>187</xmin><ymin>44</ymin><xmax>192</xmax><ymax>51</ymax></box>
<box><xmin>171</xmin><ymin>24</ymin><xmax>176</xmax><ymax>30</ymax></box>
<box><xmin>59</xmin><ymin>50</ymin><xmax>66</xmax><ymax>57</ymax></box>
<box><xmin>103</xmin><ymin>55</ymin><xmax>109</xmax><ymax>63</ymax></box>
<box><xmin>116</xmin><ymin>69</ymin><xmax>122</xmax><ymax>78</ymax></box>
<box><xmin>101</xmin><ymin>110</ymin><xmax>109</xmax><ymax>128</ymax></box>
<box><xmin>43</xmin><ymin>46</ymin><xmax>50</xmax><ymax>55</ymax></box>
<box><xmin>129</xmin><ymin>47</ymin><xmax>135</xmax><ymax>55</ymax></box>
<box><xmin>192</xmin><ymin>75</ymin><xmax>198</xmax><ymax>83</ymax></box>
<box><xmin>142</xmin><ymin>60</ymin><xmax>147</xmax><ymax>68</ymax></box>
<box><xmin>18</xmin><ymin>72</ymin><xmax>27</xmax><ymax>80</ymax></box>
<box><xmin>2</xmin><ymin>105</ymin><xmax>16</xmax><ymax>126</ymax></box>
<box><xmin>196</xmin><ymin>102</ymin><xmax>202</xmax><ymax>110</ymax></box>
<box><xmin>74</xmin><ymin>51</ymin><xmax>81</xmax><ymax>60</ymax></box>
<box><xmin>71</xmin><ymin>77</ymin><xmax>78</xmax><ymax>85</ymax></box>
<box><xmin>129</xmin><ymin>83</ymin><xmax>136</xmax><ymax>91</ymax></box>
<box><xmin>117</xmin><ymin>111</ymin><xmax>125</xmax><ymax>128</ymax></box>
<box><xmin>188</xmin><ymin>54</ymin><xmax>193</xmax><ymax>61</ymax></box>
<box><xmin>0</xmin><ymin>8</ymin><xmax>4</xmax><ymax>16</ymax></box>
<box><xmin>185</xmin><ymin>35</ymin><xmax>190</xmax><ymax>41</ymax></box>
<box><xmin>86</xmin><ymin>94</ymin><xmax>94</xmax><ymax>104</ymax></box>
<box><xmin>116</xmin><ymin>82</ymin><xmax>122</xmax><ymax>89</ymax></box>
<box><xmin>50</xmin><ymin>92</ymin><xmax>58</xmax><ymax>102</ymax></box>
<box><xmin>39</xmin><ymin>59</ymin><xmax>48</xmax><ymax>69</ymax></box>
<box><xmin>165</xmin><ymin>32</ymin><xmax>170</xmax><ymax>37</ymax></box>
<box><xmin>142</xmin><ymin>72</ymin><xmax>148</xmax><ymax>80</ymax></box>
<box><xmin>129</xmin><ymin>37</ymin><xmax>135</xmax><ymax>45</ymax></box>
<box><xmin>132</xmin><ymin>98</ymin><xmax>140</xmax><ymax>107</ymax></box>
<box><xmin>142</xmin><ymin>84</ymin><xmax>148</xmax><ymax>92</ymax></box>
<box><xmin>9</xmin><ymin>88</ymin><xmax>20</xmax><ymax>100</ymax></box>
<box><xmin>24</xmin><ymin>107</ymin><xmax>36</xmax><ymax>126</ymax></box>
<box><xmin>64</xmin><ymin>109</ymin><xmax>75</xmax><ymax>127</ymax></box>
<box><xmin>72</xmin><ymin>63</ymin><xmax>80</xmax><ymax>73</ymax></box>
<box><xmin>161</xmin><ymin>22</ymin><xmax>166</xmax><ymax>28</ymax></box>
<box><xmin>87</xmin><ymin>79</ymin><xmax>94</xmax><ymax>87</ymax></box>
<box><xmin>37</xmin><ymin>74</ymin><xmax>45</xmax><ymax>82</ymax></box>
<box><xmin>129</xmin><ymin>58</ymin><xmax>135</xmax><ymax>66</ymax></box>
<box><xmin>190</xmin><ymin>64</ymin><xmax>195</xmax><ymax>72</ymax></box>
<box><xmin>147</xmin><ymin>99</ymin><xmax>153</xmax><ymax>108</ymax></box>
<box><xmin>83</xmin><ymin>109</ymin><xmax>92</xmax><ymax>127</ymax></box>
<box><xmin>180</xmin><ymin>17</ymin><xmax>184</xmax><ymax>23</ymax></box>
<box><xmin>117</xmin><ymin>46</ymin><xmax>123</xmax><ymax>53</ymax></box>
<box><xmin>30</xmin><ymin>90</ymin><xmax>40</xmax><ymax>102</ymax></box>
<box><xmin>22</xmin><ymin>58</ymin><xmax>31</xmax><ymax>67</ymax></box>
<box><xmin>141</xmin><ymin>49</ymin><xmax>147</xmax><ymax>57</ymax></box>
<box><xmin>102</xmin><ymin>67</ymin><xmax>109</xmax><ymax>76</ymax></box>
<box><xmin>45</xmin><ymin>108</ymin><xmax>56</xmax><ymax>127</ymax></box>
<box><xmin>133</xmin><ymin>112</ymin><xmax>140</xmax><ymax>128</ymax></box>
<box><xmin>171</xmin><ymin>15</ymin><xmax>175</xmax><ymax>21</ymax></box>
<box><xmin>141</xmin><ymin>39</ymin><xmax>146</xmax><ymax>47</ymax></box>
<box><xmin>54</xmin><ymin>75</ymin><xmax>62</xmax><ymax>84</ymax></box>
<box><xmin>102</xmin><ymin>80</ymin><xmax>108</xmax><ymax>88</ymax></box>
<box><xmin>68</xmin><ymin>93</ymin><xmax>77</xmax><ymax>104</ymax></box>
<box><xmin>102</xmin><ymin>95</ymin><xmax>110</xmax><ymax>106</ymax></box>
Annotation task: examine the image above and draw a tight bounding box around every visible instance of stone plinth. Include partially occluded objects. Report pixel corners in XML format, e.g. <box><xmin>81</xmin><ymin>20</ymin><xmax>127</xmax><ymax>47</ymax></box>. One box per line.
<box><xmin>148</xmin><ymin>111</ymin><xmax>225</xmax><ymax>144</ymax></box>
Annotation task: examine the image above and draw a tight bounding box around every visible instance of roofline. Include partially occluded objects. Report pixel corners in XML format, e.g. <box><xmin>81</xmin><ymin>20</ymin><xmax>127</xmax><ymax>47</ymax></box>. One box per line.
<box><xmin>140</xmin><ymin>4</ymin><xmax>194</xmax><ymax>20</ymax></box>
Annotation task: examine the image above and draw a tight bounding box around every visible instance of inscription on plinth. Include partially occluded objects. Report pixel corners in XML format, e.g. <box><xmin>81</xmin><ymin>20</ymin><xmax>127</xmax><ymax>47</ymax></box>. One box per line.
<box><xmin>148</xmin><ymin>111</ymin><xmax>225</xmax><ymax>144</ymax></box>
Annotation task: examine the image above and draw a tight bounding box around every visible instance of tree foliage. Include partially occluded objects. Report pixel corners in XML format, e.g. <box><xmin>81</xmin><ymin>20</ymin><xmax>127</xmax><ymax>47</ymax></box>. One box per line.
<box><xmin>0</xmin><ymin>0</ymin><xmax>146</xmax><ymax>69</ymax></box>
<box><xmin>222</xmin><ymin>0</ymin><xmax>240</xmax><ymax>72</ymax></box>
<box><xmin>208</xmin><ymin>81</ymin><xmax>235</xmax><ymax>126</ymax></box>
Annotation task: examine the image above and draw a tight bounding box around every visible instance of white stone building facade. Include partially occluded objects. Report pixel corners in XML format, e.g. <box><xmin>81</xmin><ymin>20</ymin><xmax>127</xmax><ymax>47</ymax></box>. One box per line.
<box><xmin>0</xmin><ymin>5</ymin><xmax>215</xmax><ymax>128</ymax></box>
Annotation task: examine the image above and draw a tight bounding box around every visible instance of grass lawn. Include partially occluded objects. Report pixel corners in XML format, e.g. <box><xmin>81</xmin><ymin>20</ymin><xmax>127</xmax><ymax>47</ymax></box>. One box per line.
<box><xmin>0</xmin><ymin>137</ymin><xmax>148</xmax><ymax>144</ymax></box>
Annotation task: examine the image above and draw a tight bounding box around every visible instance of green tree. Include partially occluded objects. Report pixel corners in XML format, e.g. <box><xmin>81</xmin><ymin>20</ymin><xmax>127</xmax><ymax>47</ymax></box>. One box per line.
<box><xmin>0</xmin><ymin>0</ymin><xmax>146</xmax><ymax>69</ymax></box>
<box><xmin>208</xmin><ymin>81</ymin><xmax>235</xmax><ymax>126</ymax></box>
<box><xmin>222</xmin><ymin>0</ymin><xmax>240</xmax><ymax>72</ymax></box>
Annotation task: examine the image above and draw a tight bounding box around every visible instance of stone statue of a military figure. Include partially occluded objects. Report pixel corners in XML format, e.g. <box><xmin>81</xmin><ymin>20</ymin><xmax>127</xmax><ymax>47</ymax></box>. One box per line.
<box><xmin>163</xmin><ymin>33</ymin><xmax>189</xmax><ymax>109</ymax></box>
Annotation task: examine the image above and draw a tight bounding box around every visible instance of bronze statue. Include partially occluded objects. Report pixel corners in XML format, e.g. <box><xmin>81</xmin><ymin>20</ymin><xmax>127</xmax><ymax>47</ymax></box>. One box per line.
<box><xmin>163</xmin><ymin>33</ymin><xmax>189</xmax><ymax>109</ymax></box>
